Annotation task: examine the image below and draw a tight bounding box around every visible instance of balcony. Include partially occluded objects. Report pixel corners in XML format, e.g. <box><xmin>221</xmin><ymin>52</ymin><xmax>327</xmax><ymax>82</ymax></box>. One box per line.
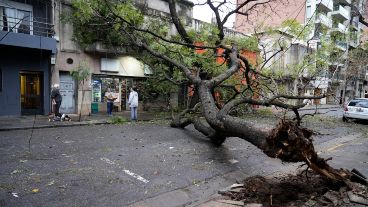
<box><xmin>352</xmin><ymin>19</ymin><xmax>360</xmax><ymax>30</ymax></box>
<box><xmin>0</xmin><ymin>14</ymin><xmax>56</xmax><ymax>53</ymax></box>
<box><xmin>331</xmin><ymin>5</ymin><xmax>350</xmax><ymax>21</ymax></box>
<box><xmin>316</xmin><ymin>0</ymin><xmax>333</xmax><ymax>11</ymax></box>
<box><xmin>335</xmin><ymin>0</ymin><xmax>351</xmax><ymax>5</ymax></box>
<box><xmin>85</xmin><ymin>42</ymin><xmax>127</xmax><ymax>55</ymax></box>
<box><xmin>223</xmin><ymin>27</ymin><xmax>247</xmax><ymax>37</ymax></box>
<box><xmin>332</xmin><ymin>22</ymin><xmax>348</xmax><ymax>33</ymax></box>
<box><xmin>315</xmin><ymin>14</ymin><xmax>332</xmax><ymax>28</ymax></box>
<box><xmin>358</xmin><ymin>73</ymin><xmax>365</xmax><ymax>80</ymax></box>
<box><xmin>192</xmin><ymin>18</ymin><xmax>246</xmax><ymax>37</ymax></box>
<box><xmin>349</xmin><ymin>40</ymin><xmax>359</xmax><ymax>48</ymax></box>
<box><xmin>335</xmin><ymin>41</ymin><xmax>348</xmax><ymax>51</ymax></box>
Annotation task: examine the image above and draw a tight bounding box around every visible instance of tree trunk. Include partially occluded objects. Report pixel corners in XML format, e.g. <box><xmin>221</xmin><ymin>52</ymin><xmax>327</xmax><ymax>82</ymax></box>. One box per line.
<box><xmin>79</xmin><ymin>89</ymin><xmax>85</xmax><ymax>122</ymax></box>
<box><xmin>171</xmin><ymin>80</ymin><xmax>352</xmax><ymax>181</ymax></box>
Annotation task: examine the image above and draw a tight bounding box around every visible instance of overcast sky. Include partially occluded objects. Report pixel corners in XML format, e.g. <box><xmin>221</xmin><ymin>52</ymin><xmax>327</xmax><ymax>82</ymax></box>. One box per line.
<box><xmin>190</xmin><ymin>0</ymin><xmax>236</xmax><ymax>28</ymax></box>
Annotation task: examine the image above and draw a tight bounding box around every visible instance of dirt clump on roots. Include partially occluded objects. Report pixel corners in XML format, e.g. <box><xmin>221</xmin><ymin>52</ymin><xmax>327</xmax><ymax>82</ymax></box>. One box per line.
<box><xmin>220</xmin><ymin>172</ymin><xmax>368</xmax><ymax>206</ymax></box>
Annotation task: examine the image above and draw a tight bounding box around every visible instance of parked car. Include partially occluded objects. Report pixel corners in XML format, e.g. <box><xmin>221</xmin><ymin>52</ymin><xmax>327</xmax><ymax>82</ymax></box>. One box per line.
<box><xmin>343</xmin><ymin>98</ymin><xmax>368</xmax><ymax>121</ymax></box>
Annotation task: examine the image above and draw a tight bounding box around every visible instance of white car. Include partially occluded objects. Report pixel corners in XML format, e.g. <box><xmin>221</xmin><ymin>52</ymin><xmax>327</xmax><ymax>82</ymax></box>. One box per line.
<box><xmin>343</xmin><ymin>98</ymin><xmax>368</xmax><ymax>121</ymax></box>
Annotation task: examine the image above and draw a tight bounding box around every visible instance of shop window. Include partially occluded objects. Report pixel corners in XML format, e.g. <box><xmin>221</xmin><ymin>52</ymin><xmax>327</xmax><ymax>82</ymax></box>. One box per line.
<box><xmin>91</xmin><ymin>76</ymin><xmax>146</xmax><ymax>111</ymax></box>
<box><xmin>92</xmin><ymin>76</ymin><xmax>121</xmax><ymax>103</ymax></box>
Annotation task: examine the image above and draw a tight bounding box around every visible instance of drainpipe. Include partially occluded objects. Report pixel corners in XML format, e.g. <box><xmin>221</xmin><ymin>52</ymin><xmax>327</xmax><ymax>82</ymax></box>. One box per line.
<box><xmin>49</xmin><ymin>0</ymin><xmax>56</xmax><ymax>114</ymax></box>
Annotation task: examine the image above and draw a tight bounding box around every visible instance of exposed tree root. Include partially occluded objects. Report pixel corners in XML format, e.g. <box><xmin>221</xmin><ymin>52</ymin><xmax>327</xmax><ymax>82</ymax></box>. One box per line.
<box><xmin>171</xmin><ymin>108</ymin><xmax>355</xmax><ymax>182</ymax></box>
<box><xmin>265</xmin><ymin>120</ymin><xmax>352</xmax><ymax>181</ymax></box>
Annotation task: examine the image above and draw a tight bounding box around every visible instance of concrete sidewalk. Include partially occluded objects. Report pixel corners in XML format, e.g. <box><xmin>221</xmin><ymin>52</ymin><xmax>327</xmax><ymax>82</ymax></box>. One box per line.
<box><xmin>299</xmin><ymin>104</ymin><xmax>341</xmax><ymax>111</ymax></box>
<box><xmin>0</xmin><ymin>111</ymin><xmax>169</xmax><ymax>131</ymax></box>
<box><xmin>269</xmin><ymin>104</ymin><xmax>341</xmax><ymax>113</ymax></box>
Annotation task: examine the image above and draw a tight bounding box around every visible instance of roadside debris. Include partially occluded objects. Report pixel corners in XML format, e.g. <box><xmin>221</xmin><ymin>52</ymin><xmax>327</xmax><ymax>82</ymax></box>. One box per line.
<box><xmin>47</xmin><ymin>180</ymin><xmax>55</xmax><ymax>186</ymax></box>
<box><xmin>31</xmin><ymin>188</ymin><xmax>39</xmax><ymax>193</ymax></box>
<box><xmin>348</xmin><ymin>191</ymin><xmax>368</xmax><ymax>205</ymax></box>
<box><xmin>219</xmin><ymin>171</ymin><xmax>368</xmax><ymax>206</ymax></box>
<box><xmin>11</xmin><ymin>193</ymin><xmax>19</xmax><ymax>198</ymax></box>
<box><xmin>11</xmin><ymin>170</ymin><xmax>22</xmax><ymax>175</ymax></box>
<box><xmin>228</xmin><ymin>159</ymin><xmax>239</xmax><ymax>164</ymax></box>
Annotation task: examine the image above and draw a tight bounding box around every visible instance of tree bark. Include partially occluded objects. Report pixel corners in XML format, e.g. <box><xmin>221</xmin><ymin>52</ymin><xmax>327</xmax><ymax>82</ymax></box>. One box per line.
<box><xmin>171</xmin><ymin>79</ymin><xmax>352</xmax><ymax>181</ymax></box>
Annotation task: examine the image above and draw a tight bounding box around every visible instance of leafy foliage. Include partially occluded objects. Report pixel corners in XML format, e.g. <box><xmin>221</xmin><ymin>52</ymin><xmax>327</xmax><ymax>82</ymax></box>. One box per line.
<box><xmin>107</xmin><ymin>116</ymin><xmax>128</xmax><ymax>124</ymax></box>
<box><xmin>70</xmin><ymin>61</ymin><xmax>91</xmax><ymax>85</ymax></box>
<box><xmin>66</xmin><ymin>0</ymin><xmax>144</xmax><ymax>47</ymax></box>
<box><xmin>70</xmin><ymin>61</ymin><xmax>92</xmax><ymax>121</ymax></box>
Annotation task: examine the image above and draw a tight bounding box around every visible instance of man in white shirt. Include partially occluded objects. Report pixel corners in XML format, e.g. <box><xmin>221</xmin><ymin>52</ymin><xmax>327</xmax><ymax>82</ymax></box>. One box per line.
<box><xmin>104</xmin><ymin>88</ymin><xmax>116</xmax><ymax>116</ymax></box>
<box><xmin>128</xmin><ymin>87</ymin><xmax>138</xmax><ymax>121</ymax></box>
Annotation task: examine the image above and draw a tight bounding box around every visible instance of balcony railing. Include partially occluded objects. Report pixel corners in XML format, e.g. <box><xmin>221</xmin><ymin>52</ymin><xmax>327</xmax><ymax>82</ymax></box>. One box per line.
<box><xmin>336</xmin><ymin>41</ymin><xmax>348</xmax><ymax>50</ymax></box>
<box><xmin>316</xmin><ymin>13</ymin><xmax>332</xmax><ymax>28</ymax></box>
<box><xmin>349</xmin><ymin>39</ymin><xmax>359</xmax><ymax>48</ymax></box>
<box><xmin>0</xmin><ymin>14</ymin><xmax>54</xmax><ymax>37</ymax></box>
<box><xmin>331</xmin><ymin>5</ymin><xmax>350</xmax><ymax>20</ymax></box>
<box><xmin>338</xmin><ymin>23</ymin><xmax>347</xmax><ymax>32</ymax></box>
<box><xmin>352</xmin><ymin>20</ymin><xmax>359</xmax><ymax>29</ymax></box>
<box><xmin>192</xmin><ymin>18</ymin><xmax>246</xmax><ymax>37</ymax></box>
<box><xmin>316</xmin><ymin>0</ymin><xmax>333</xmax><ymax>11</ymax></box>
<box><xmin>337</xmin><ymin>0</ymin><xmax>351</xmax><ymax>5</ymax></box>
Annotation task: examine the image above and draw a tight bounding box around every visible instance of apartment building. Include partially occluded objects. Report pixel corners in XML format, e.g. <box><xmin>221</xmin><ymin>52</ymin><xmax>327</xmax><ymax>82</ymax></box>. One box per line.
<box><xmin>235</xmin><ymin>0</ymin><xmax>367</xmax><ymax>104</ymax></box>
<box><xmin>52</xmin><ymin>0</ymin><xmax>194</xmax><ymax>115</ymax></box>
<box><xmin>0</xmin><ymin>0</ymin><xmax>57</xmax><ymax>116</ymax></box>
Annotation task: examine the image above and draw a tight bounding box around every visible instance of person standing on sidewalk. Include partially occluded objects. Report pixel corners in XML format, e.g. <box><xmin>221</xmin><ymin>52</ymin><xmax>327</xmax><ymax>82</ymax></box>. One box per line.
<box><xmin>104</xmin><ymin>88</ymin><xmax>116</xmax><ymax>116</ymax></box>
<box><xmin>128</xmin><ymin>87</ymin><xmax>138</xmax><ymax>121</ymax></box>
<box><xmin>51</xmin><ymin>84</ymin><xmax>62</xmax><ymax>118</ymax></box>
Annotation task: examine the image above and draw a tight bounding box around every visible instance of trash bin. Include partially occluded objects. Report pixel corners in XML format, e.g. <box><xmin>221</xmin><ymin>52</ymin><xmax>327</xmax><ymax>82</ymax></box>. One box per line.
<box><xmin>91</xmin><ymin>103</ymin><xmax>98</xmax><ymax>113</ymax></box>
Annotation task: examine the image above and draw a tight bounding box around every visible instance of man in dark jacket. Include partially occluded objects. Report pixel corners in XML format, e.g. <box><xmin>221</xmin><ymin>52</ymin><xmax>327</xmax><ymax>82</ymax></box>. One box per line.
<box><xmin>51</xmin><ymin>84</ymin><xmax>62</xmax><ymax>117</ymax></box>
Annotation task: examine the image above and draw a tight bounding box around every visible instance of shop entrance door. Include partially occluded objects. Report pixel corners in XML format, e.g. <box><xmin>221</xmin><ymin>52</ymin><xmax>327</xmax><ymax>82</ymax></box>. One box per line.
<box><xmin>60</xmin><ymin>72</ymin><xmax>76</xmax><ymax>114</ymax></box>
<box><xmin>313</xmin><ymin>88</ymin><xmax>322</xmax><ymax>105</ymax></box>
<box><xmin>20</xmin><ymin>72</ymin><xmax>43</xmax><ymax>115</ymax></box>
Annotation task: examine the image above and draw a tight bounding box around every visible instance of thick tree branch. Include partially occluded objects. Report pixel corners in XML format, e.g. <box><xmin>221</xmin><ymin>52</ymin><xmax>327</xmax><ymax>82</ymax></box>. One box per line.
<box><xmin>210</xmin><ymin>45</ymin><xmax>240</xmax><ymax>86</ymax></box>
<box><xmin>344</xmin><ymin>2</ymin><xmax>368</xmax><ymax>27</ymax></box>
<box><xmin>222</xmin><ymin>0</ymin><xmax>269</xmax><ymax>26</ymax></box>
<box><xmin>207</xmin><ymin>0</ymin><xmax>225</xmax><ymax>40</ymax></box>
<box><xmin>260</xmin><ymin>47</ymin><xmax>284</xmax><ymax>69</ymax></box>
<box><xmin>139</xmin><ymin>41</ymin><xmax>200</xmax><ymax>83</ymax></box>
<box><xmin>171</xmin><ymin>103</ymin><xmax>201</xmax><ymax>127</ymax></box>
<box><xmin>167</xmin><ymin>0</ymin><xmax>192</xmax><ymax>44</ymax></box>
<box><xmin>117</xmin><ymin>24</ymin><xmax>199</xmax><ymax>83</ymax></box>
<box><xmin>104</xmin><ymin>0</ymin><xmax>216</xmax><ymax>50</ymax></box>
<box><xmin>219</xmin><ymin>94</ymin><xmax>326</xmax><ymax>116</ymax></box>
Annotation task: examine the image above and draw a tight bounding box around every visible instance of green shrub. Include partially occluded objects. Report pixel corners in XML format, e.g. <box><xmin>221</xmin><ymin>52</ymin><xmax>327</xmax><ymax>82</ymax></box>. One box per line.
<box><xmin>107</xmin><ymin>116</ymin><xmax>128</xmax><ymax>124</ymax></box>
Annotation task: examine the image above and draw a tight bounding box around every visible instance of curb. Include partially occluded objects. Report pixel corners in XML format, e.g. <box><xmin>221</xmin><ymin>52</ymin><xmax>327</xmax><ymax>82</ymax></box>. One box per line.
<box><xmin>0</xmin><ymin>117</ymin><xmax>171</xmax><ymax>132</ymax></box>
<box><xmin>0</xmin><ymin>121</ymin><xmax>108</xmax><ymax>131</ymax></box>
<box><xmin>299</xmin><ymin>106</ymin><xmax>341</xmax><ymax>111</ymax></box>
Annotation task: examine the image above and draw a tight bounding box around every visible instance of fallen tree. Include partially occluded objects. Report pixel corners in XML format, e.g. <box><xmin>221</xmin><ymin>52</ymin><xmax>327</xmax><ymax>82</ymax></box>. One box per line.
<box><xmin>67</xmin><ymin>0</ymin><xmax>364</xmax><ymax>182</ymax></box>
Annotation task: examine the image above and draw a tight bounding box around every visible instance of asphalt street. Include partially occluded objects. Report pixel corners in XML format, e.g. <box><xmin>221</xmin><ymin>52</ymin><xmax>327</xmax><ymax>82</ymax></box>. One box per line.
<box><xmin>0</xmin><ymin>113</ymin><xmax>367</xmax><ymax>207</ymax></box>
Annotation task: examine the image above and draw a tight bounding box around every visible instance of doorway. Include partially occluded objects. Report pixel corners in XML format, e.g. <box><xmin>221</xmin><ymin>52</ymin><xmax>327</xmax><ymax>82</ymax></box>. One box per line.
<box><xmin>20</xmin><ymin>72</ymin><xmax>43</xmax><ymax>115</ymax></box>
<box><xmin>313</xmin><ymin>88</ymin><xmax>322</xmax><ymax>105</ymax></box>
<box><xmin>59</xmin><ymin>72</ymin><xmax>76</xmax><ymax>114</ymax></box>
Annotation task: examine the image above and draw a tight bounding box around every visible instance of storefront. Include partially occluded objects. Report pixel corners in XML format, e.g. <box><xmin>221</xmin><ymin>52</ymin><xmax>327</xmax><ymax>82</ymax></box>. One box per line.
<box><xmin>90</xmin><ymin>56</ymin><xmax>150</xmax><ymax>113</ymax></box>
<box><xmin>91</xmin><ymin>75</ymin><xmax>145</xmax><ymax>113</ymax></box>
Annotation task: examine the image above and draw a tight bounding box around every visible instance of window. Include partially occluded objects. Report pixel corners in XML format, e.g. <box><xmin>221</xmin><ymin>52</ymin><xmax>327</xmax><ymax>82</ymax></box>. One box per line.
<box><xmin>0</xmin><ymin>1</ymin><xmax>32</xmax><ymax>34</ymax></box>
<box><xmin>348</xmin><ymin>100</ymin><xmax>368</xmax><ymax>108</ymax></box>
<box><xmin>306</xmin><ymin>6</ymin><xmax>312</xmax><ymax>19</ymax></box>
